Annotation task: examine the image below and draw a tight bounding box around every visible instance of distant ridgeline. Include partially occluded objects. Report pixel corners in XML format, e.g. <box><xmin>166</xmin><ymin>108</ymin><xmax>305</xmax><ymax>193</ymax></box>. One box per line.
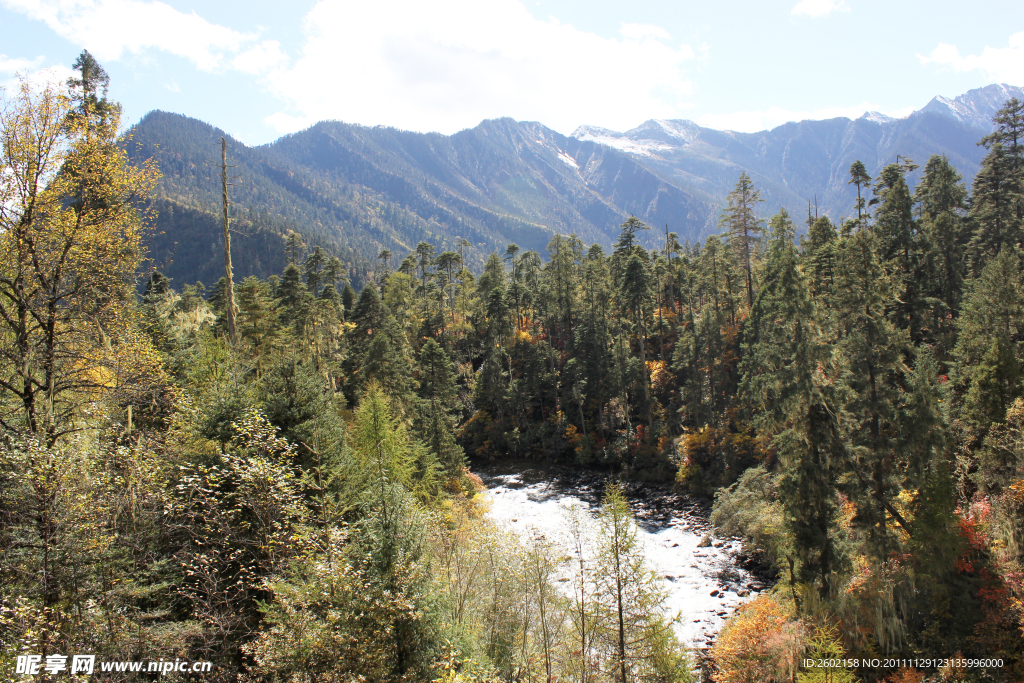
<box><xmin>130</xmin><ymin>83</ymin><xmax>1022</xmax><ymax>290</ymax></box>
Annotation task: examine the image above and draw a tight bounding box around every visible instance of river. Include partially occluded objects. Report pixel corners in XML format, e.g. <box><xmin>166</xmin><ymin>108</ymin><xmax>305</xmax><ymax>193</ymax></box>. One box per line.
<box><xmin>473</xmin><ymin>463</ymin><xmax>770</xmax><ymax>649</ymax></box>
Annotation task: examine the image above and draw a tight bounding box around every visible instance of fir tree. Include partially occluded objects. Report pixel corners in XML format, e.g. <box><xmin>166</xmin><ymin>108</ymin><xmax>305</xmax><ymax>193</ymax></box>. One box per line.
<box><xmin>719</xmin><ymin>172</ymin><xmax>764</xmax><ymax>307</ymax></box>
<box><xmin>741</xmin><ymin>209</ymin><xmax>842</xmax><ymax>598</ymax></box>
<box><xmin>834</xmin><ymin>229</ymin><xmax>911</xmax><ymax>555</ymax></box>
<box><xmin>848</xmin><ymin>160</ymin><xmax>872</xmax><ymax>231</ymax></box>
<box><xmin>416</xmin><ymin>338</ymin><xmax>466</xmax><ymax>475</ymax></box>
<box><xmin>916</xmin><ymin>155</ymin><xmax>969</xmax><ymax>317</ymax></box>
<box><xmin>954</xmin><ymin>247</ymin><xmax>1024</xmax><ymax>429</ymax></box>
<box><xmin>969</xmin><ymin>98</ymin><xmax>1024</xmax><ymax>269</ymax></box>
<box><xmin>803</xmin><ymin>216</ymin><xmax>838</xmax><ymax>303</ymax></box>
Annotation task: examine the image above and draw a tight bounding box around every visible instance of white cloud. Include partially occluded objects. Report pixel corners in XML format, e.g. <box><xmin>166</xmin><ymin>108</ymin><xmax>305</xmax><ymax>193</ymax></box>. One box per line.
<box><xmin>0</xmin><ymin>54</ymin><xmax>44</xmax><ymax>73</ymax></box>
<box><xmin>620</xmin><ymin>23</ymin><xmax>672</xmax><ymax>41</ymax></box>
<box><xmin>697</xmin><ymin>102</ymin><xmax>913</xmax><ymax>133</ymax></box>
<box><xmin>0</xmin><ymin>54</ymin><xmax>73</xmax><ymax>92</ymax></box>
<box><xmin>918</xmin><ymin>32</ymin><xmax>1024</xmax><ymax>85</ymax></box>
<box><xmin>791</xmin><ymin>0</ymin><xmax>850</xmax><ymax>18</ymax></box>
<box><xmin>262</xmin><ymin>0</ymin><xmax>695</xmax><ymax>136</ymax></box>
<box><xmin>0</xmin><ymin>0</ymin><xmax>261</xmax><ymax>71</ymax></box>
<box><xmin>232</xmin><ymin>41</ymin><xmax>288</xmax><ymax>76</ymax></box>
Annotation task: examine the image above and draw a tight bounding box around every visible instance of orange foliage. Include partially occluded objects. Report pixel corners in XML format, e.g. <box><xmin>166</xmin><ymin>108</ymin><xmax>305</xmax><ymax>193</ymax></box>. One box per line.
<box><xmin>513</xmin><ymin>329</ymin><xmax>533</xmax><ymax>344</ymax></box>
<box><xmin>711</xmin><ymin>594</ymin><xmax>806</xmax><ymax>683</ymax></box>
<box><xmin>883</xmin><ymin>667</ymin><xmax>924</xmax><ymax>683</ymax></box>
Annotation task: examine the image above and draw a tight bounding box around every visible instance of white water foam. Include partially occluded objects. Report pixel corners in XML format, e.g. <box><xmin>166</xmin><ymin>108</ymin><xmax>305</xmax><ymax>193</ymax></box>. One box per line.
<box><xmin>477</xmin><ymin>470</ymin><xmax>762</xmax><ymax>647</ymax></box>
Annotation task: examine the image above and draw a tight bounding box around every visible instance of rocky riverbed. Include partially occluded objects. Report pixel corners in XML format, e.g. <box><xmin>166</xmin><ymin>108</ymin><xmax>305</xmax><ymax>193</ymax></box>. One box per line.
<box><xmin>472</xmin><ymin>462</ymin><xmax>775</xmax><ymax>649</ymax></box>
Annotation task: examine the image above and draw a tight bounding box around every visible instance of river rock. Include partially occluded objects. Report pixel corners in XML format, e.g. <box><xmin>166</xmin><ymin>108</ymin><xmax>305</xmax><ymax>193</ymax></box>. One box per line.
<box><xmin>697</xmin><ymin>534</ymin><xmax>712</xmax><ymax>547</ymax></box>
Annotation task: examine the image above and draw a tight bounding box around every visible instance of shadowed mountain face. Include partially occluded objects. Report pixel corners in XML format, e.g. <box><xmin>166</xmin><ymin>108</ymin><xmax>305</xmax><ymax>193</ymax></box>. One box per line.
<box><xmin>131</xmin><ymin>111</ymin><xmax>717</xmax><ymax>287</ymax></box>
<box><xmin>132</xmin><ymin>83</ymin><xmax>1020</xmax><ymax>288</ymax></box>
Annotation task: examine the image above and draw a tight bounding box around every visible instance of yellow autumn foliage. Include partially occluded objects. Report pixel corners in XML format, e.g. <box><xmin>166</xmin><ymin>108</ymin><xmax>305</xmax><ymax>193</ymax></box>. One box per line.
<box><xmin>0</xmin><ymin>76</ymin><xmax>159</xmax><ymax>440</ymax></box>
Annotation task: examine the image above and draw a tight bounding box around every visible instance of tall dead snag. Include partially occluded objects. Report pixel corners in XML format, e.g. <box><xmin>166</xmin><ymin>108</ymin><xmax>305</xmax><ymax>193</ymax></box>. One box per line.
<box><xmin>221</xmin><ymin>137</ymin><xmax>237</xmax><ymax>344</ymax></box>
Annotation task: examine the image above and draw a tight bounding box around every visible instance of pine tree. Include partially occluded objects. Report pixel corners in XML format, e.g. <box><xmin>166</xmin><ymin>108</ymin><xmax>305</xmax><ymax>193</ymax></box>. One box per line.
<box><xmin>416</xmin><ymin>338</ymin><xmax>466</xmax><ymax>475</ymax></box>
<box><xmin>916</xmin><ymin>155</ymin><xmax>969</xmax><ymax>317</ymax></box>
<box><xmin>954</xmin><ymin>247</ymin><xmax>1024</xmax><ymax>429</ymax></box>
<box><xmin>719</xmin><ymin>172</ymin><xmax>764</xmax><ymax>308</ymax></box>
<box><xmin>834</xmin><ymin>229</ymin><xmax>912</xmax><ymax>555</ymax></box>
<box><xmin>592</xmin><ymin>483</ymin><xmax>685</xmax><ymax>681</ymax></box>
<box><xmin>969</xmin><ymin>98</ymin><xmax>1024</xmax><ymax>269</ymax></box>
<box><xmin>804</xmin><ymin>216</ymin><xmax>838</xmax><ymax>303</ymax></box>
<box><xmin>741</xmin><ymin>209</ymin><xmax>842</xmax><ymax>598</ymax></box>
<box><xmin>848</xmin><ymin>160</ymin><xmax>872</xmax><ymax>231</ymax></box>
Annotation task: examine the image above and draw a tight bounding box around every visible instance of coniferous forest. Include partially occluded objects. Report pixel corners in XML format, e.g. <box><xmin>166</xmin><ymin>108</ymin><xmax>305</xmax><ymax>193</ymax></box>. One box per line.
<box><xmin>1</xmin><ymin>53</ymin><xmax>1023</xmax><ymax>683</ymax></box>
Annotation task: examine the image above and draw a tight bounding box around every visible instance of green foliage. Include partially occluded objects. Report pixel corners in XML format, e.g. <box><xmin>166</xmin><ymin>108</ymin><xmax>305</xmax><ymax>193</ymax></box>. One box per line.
<box><xmin>954</xmin><ymin>247</ymin><xmax>1024</xmax><ymax>428</ymax></box>
<box><xmin>796</xmin><ymin>624</ymin><xmax>857</xmax><ymax>683</ymax></box>
<box><xmin>8</xmin><ymin>55</ymin><xmax>1024</xmax><ymax>683</ymax></box>
<box><xmin>591</xmin><ymin>483</ymin><xmax>691</xmax><ymax>682</ymax></box>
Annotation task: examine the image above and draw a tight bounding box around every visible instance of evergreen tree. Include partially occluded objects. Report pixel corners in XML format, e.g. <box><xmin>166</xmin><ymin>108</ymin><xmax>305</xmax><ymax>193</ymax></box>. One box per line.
<box><xmin>916</xmin><ymin>155</ymin><xmax>969</xmax><ymax>318</ymax></box>
<box><xmin>834</xmin><ymin>229</ymin><xmax>911</xmax><ymax>555</ymax></box>
<box><xmin>592</xmin><ymin>484</ymin><xmax>686</xmax><ymax>681</ymax></box>
<box><xmin>237</xmin><ymin>275</ymin><xmax>282</xmax><ymax>375</ymax></box>
<box><xmin>362</xmin><ymin>313</ymin><xmax>417</xmax><ymax>413</ymax></box>
<box><xmin>741</xmin><ymin>209</ymin><xmax>842</xmax><ymax>598</ymax></box>
<box><xmin>342</xmin><ymin>285</ymin><xmax>388</xmax><ymax>402</ymax></box>
<box><xmin>620</xmin><ymin>250</ymin><xmax>654</xmax><ymax>434</ymax></box>
<box><xmin>67</xmin><ymin>49</ymin><xmax>119</xmax><ymax>127</ymax></box>
<box><xmin>416</xmin><ymin>338</ymin><xmax>466</xmax><ymax>476</ymax></box>
<box><xmin>803</xmin><ymin>216</ymin><xmax>838</xmax><ymax>303</ymax></box>
<box><xmin>969</xmin><ymin>98</ymin><xmax>1024</xmax><ymax>269</ymax></box>
<box><xmin>872</xmin><ymin>160</ymin><xmax>927</xmax><ymax>339</ymax></box>
<box><xmin>341</xmin><ymin>282</ymin><xmax>357</xmax><ymax>314</ymax></box>
<box><xmin>614</xmin><ymin>216</ymin><xmax>649</xmax><ymax>255</ymax></box>
<box><xmin>954</xmin><ymin>247</ymin><xmax>1024</xmax><ymax>429</ymax></box>
<box><xmin>348</xmin><ymin>384</ymin><xmax>440</xmax><ymax>677</ymax></box>
<box><xmin>848</xmin><ymin>160</ymin><xmax>872</xmax><ymax>231</ymax></box>
<box><xmin>304</xmin><ymin>245</ymin><xmax>327</xmax><ymax>294</ymax></box>
<box><xmin>719</xmin><ymin>172</ymin><xmax>764</xmax><ymax>307</ymax></box>
<box><xmin>277</xmin><ymin>262</ymin><xmax>313</xmax><ymax>329</ymax></box>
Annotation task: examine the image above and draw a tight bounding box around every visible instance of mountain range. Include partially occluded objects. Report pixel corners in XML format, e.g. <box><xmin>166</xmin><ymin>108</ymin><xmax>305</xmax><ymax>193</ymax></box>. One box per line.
<box><xmin>131</xmin><ymin>83</ymin><xmax>1023</xmax><ymax>289</ymax></box>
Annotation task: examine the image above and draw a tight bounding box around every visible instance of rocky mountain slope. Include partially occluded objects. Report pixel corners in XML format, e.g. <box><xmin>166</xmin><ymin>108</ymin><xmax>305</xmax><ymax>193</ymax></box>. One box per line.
<box><xmin>574</xmin><ymin>83</ymin><xmax>1023</xmax><ymax>224</ymax></box>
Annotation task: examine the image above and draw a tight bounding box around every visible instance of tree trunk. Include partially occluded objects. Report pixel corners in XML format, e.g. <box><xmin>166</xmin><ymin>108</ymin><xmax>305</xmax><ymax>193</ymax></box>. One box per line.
<box><xmin>221</xmin><ymin>138</ymin><xmax>237</xmax><ymax>344</ymax></box>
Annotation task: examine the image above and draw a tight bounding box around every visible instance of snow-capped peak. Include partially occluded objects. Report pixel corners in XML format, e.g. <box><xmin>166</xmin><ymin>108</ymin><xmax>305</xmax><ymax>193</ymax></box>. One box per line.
<box><xmin>860</xmin><ymin>111</ymin><xmax>896</xmax><ymax>125</ymax></box>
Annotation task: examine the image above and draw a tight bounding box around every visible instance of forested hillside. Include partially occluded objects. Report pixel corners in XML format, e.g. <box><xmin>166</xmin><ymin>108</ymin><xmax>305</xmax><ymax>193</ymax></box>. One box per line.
<box><xmin>134</xmin><ymin>86</ymin><xmax>1021</xmax><ymax>297</ymax></box>
<box><xmin>131</xmin><ymin>111</ymin><xmax>716</xmax><ymax>291</ymax></box>
<box><xmin>2</xmin><ymin>52</ymin><xmax>1023</xmax><ymax>683</ymax></box>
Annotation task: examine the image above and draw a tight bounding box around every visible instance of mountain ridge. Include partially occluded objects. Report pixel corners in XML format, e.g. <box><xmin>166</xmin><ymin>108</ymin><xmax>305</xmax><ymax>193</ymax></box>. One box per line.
<box><xmin>133</xmin><ymin>83</ymin><xmax>1021</xmax><ymax>289</ymax></box>
<box><xmin>569</xmin><ymin>84</ymin><xmax>1024</xmax><ymax>224</ymax></box>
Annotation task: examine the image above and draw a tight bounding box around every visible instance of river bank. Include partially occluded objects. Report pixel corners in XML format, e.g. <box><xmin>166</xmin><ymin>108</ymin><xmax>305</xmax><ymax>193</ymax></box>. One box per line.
<box><xmin>470</xmin><ymin>460</ymin><xmax>776</xmax><ymax>650</ymax></box>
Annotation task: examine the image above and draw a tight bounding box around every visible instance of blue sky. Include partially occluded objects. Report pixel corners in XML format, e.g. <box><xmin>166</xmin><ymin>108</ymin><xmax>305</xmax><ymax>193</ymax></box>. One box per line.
<box><xmin>1</xmin><ymin>0</ymin><xmax>1022</xmax><ymax>145</ymax></box>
